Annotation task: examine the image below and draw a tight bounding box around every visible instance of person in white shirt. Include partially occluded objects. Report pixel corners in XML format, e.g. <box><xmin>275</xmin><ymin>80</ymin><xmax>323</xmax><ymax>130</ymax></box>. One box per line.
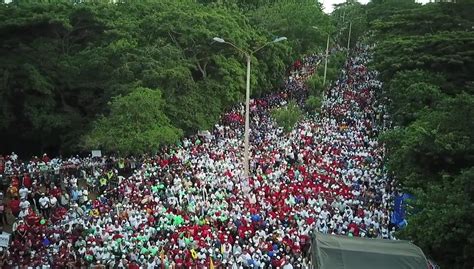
<box><xmin>49</xmin><ymin>195</ymin><xmax>58</xmax><ymax>208</ymax></box>
<box><xmin>19</xmin><ymin>187</ymin><xmax>29</xmax><ymax>200</ymax></box>
<box><xmin>70</xmin><ymin>176</ymin><xmax>78</xmax><ymax>188</ymax></box>
<box><xmin>283</xmin><ymin>256</ymin><xmax>294</xmax><ymax>269</ymax></box>
<box><xmin>39</xmin><ymin>194</ymin><xmax>50</xmax><ymax>218</ymax></box>
<box><xmin>10</xmin><ymin>152</ymin><xmax>18</xmax><ymax>162</ymax></box>
<box><xmin>19</xmin><ymin>198</ymin><xmax>30</xmax><ymax>210</ymax></box>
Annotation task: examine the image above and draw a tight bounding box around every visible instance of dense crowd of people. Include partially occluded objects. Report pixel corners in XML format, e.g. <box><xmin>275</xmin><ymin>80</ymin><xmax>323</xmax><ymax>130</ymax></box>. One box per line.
<box><xmin>0</xmin><ymin>44</ymin><xmax>395</xmax><ymax>268</ymax></box>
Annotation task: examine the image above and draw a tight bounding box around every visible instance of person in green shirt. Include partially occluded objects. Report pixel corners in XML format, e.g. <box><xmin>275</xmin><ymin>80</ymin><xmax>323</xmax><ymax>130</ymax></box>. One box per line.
<box><xmin>99</xmin><ymin>177</ymin><xmax>107</xmax><ymax>193</ymax></box>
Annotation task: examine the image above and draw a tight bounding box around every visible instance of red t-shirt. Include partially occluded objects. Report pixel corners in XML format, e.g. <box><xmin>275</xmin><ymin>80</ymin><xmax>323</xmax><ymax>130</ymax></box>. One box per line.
<box><xmin>23</xmin><ymin>175</ymin><xmax>32</xmax><ymax>188</ymax></box>
<box><xmin>128</xmin><ymin>262</ymin><xmax>140</xmax><ymax>269</ymax></box>
<box><xmin>10</xmin><ymin>199</ymin><xmax>20</xmax><ymax>214</ymax></box>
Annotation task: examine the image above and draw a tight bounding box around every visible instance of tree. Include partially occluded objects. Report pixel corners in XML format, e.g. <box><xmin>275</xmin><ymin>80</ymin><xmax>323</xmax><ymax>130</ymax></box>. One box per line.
<box><xmin>369</xmin><ymin>2</ymin><xmax>474</xmax><ymax>267</ymax></box>
<box><xmin>398</xmin><ymin>168</ymin><xmax>474</xmax><ymax>268</ymax></box>
<box><xmin>381</xmin><ymin>92</ymin><xmax>474</xmax><ymax>269</ymax></box>
<box><xmin>332</xmin><ymin>1</ymin><xmax>368</xmax><ymax>50</ymax></box>
<box><xmin>305</xmin><ymin>95</ymin><xmax>322</xmax><ymax>114</ymax></box>
<box><xmin>304</xmin><ymin>51</ymin><xmax>344</xmax><ymax>114</ymax></box>
<box><xmin>386</xmin><ymin>70</ymin><xmax>446</xmax><ymax>125</ymax></box>
<box><xmin>0</xmin><ymin>1</ymin><xmax>104</xmax><ymax>154</ymax></box>
<box><xmin>271</xmin><ymin>101</ymin><xmax>303</xmax><ymax>133</ymax></box>
<box><xmin>250</xmin><ymin>0</ymin><xmax>331</xmax><ymax>57</ymax></box>
<box><xmin>83</xmin><ymin>87</ymin><xmax>182</xmax><ymax>155</ymax></box>
<box><xmin>365</xmin><ymin>0</ymin><xmax>419</xmax><ymax>25</ymax></box>
<box><xmin>0</xmin><ymin>0</ymin><xmax>293</xmax><ymax>155</ymax></box>
<box><xmin>373</xmin><ymin>31</ymin><xmax>474</xmax><ymax>94</ymax></box>
<box><xmin>306</xmin><ymin>75</ymin><xmax>325</xmax><ymax>96</ymax></box>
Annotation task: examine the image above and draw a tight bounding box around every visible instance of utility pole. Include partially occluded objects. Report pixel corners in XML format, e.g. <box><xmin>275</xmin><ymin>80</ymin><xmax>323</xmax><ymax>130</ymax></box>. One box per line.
<box><xmin>311</xmin><ymin>26</ymin><xmax>331</xmax><ymax>86</ymax></box>
<box><xmin>347</xmin><ymin>21</ymin><xmax>352</xmax><ymax>57</ymax></box>
<box><xmin>323</xmin><ymin>33</ymin><xmax>330</xmax><ymax>86</ymax></box>
<box><xmin>243</xmin><ymin>54</ymin><xmax>251</xmax><ymax>181</ymax></box>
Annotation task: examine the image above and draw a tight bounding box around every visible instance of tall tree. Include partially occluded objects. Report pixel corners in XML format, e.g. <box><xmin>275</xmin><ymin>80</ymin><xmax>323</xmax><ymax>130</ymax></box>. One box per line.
<box><xmin>250</xmin><ymin>0</ymin><xmax>330</xmax><ymax>56</ymax></box>
<box><xmin>0</xmin><ymin>0</ymin><xmax>294</xmax><ymax>155</ymax></box>
<box><xmin>369</xmin><ymin>1</ymin><xmax>474</xmax><ymax>267</ymax></box>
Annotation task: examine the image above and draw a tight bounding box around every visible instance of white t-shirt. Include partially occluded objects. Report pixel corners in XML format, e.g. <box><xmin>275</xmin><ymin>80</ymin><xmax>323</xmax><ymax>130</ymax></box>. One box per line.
<box><xmin>20</xmin><ymin>200</ymin><xmax>30</xmax><ymax>209</ymax></box>
<box><xmin>50</xmin><ymin>196</ymin><xmax>57</xmax><ymax>206</ymax></box>
<box><xmin>70</xmin><ymin>177</ymin><xmax>78</xmax><ymax>187</ymax></box>
<box><xmin>39</xmin><ymin>197</ymin><xmax>50</xmax><ymax>208</ymax></box>
<box><xmin>19</xmin><ymin>188</ymin><xmax>29</xmax><ymax>199</ymax></box>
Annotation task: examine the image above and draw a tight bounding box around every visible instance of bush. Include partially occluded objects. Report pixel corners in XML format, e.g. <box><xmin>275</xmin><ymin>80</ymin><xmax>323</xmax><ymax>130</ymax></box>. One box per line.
<box><xmin>306</xmin><ymin>75</ymin><xmax>325</xmax><ymax>96</ymax></box>
<box><xmin>271</xmin><ymin>101</ymin><xmax>303</xmax><ymax>133</ymax></box>
<box><xmin>305</xmin><ymin>95</ymin><xmax>323</xmax><ymax>113</ymax></box>
<box><xmin>325</xmin><ymin>67</ymin><xmax>339</xmax><ymax>84</ymax></box>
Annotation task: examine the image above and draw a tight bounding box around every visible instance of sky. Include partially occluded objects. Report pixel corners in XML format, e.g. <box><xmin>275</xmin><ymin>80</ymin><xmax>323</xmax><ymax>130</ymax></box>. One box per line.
<box><xmin>321</xmin><ymin>0</ymin><xmax>432</xmax><ymax>13</ymax></box>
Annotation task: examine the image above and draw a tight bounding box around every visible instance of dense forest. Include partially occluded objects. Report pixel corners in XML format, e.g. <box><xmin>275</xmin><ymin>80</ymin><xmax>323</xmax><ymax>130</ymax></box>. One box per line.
<box><xmin>361</xmin><ymin>0</ymin><xmax>474</xmax><ymax>268</ymax></box>
<box><xmin>0</xmin><ymin>0</ymin><xmax>332</xmax><ymax>155</ymax></box>
<box><xmin>1</xmin><ymin>0</ymin><xmax>473</xmax><ymax>268</ymax></box>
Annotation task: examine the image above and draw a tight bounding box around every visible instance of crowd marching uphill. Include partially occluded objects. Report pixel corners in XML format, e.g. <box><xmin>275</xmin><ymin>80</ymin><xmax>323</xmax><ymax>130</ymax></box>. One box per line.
<box><xmin>0</xmin><ymin>44</ymin><xmax>395</xmax><ymax>268</ymax></box>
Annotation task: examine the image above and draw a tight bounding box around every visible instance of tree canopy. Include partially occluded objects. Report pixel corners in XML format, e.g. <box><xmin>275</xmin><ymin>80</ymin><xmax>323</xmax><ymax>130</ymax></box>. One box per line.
<box><xmin>360</xmin><ymin>1</ymin><xmax>474</xmax><ymax>268</ymax></box>
<box><xmin>83</xmin><ymin>87</ymin><xmax>182</xmax><ymax>155</ymax></box>
<box><xmin>0</xmin><ymin>0</ymin><xmax>331</xmax><ymax>155</ymax></box>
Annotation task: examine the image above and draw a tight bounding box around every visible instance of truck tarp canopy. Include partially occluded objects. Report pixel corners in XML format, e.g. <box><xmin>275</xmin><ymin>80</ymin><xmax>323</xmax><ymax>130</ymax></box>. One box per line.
<box><xmin>311</xmin><ymin>232</ymin><xmax>428</xmax><ymax>269</ymax></box>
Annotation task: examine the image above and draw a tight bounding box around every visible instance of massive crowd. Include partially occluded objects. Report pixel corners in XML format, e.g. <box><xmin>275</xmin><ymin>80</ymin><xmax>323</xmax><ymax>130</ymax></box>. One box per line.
<box><xmin>0</xmin><ymin>44</ymin><xmax>394</xmax><ymax>268</ymax></box>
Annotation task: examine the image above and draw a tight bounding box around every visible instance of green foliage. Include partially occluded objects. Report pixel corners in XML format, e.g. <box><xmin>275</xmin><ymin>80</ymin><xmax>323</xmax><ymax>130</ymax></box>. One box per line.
<box><xmin>196</xmin><ymin>0</ymin><xmax>275</xmax><ymax>11</ymax></box>
<box><xmin>332</xmin><ymin>1</ymin><xmax>368</xmax><ymax>50</ymax></box>
<box><xmin>305</xmin><ymin>51</ymin><xmax>344</xmax><ymax>114</ymax></box>
<box><xmin>83</xmin><ymin>87</ymin><xmax>182</xmax><ymax>155</ymax></box>
<box><xmin>305</xmin><ymin>95</ymin><xmax>322</xmax><ymax>114</ymax></box>
<box><xmin>271</xmin><ymin>101</ymin><xmax>303</xmax><ymax>133</ymax></box>
<box><xmin>369</xmin><ymin>2</ymin><xmax>474</xmax><ymax>267</ymax></box>
<box><xmin>370</xmin><ymin>2</ymin><xmax>473</xmax><ymax>36</ymax></box>
<box><xmin>365</xmin><ymin>0</ymin><xmax>420</xmax><ymax>25</ymax></box>
<box><xmin>0</xmin><ymin>0</ymin><xmax>293</xmax><ymax>155</ymax></box>
<box><xmin>386</xmin><ymin>70</ymin><xmax>446</xmax><ymax>125</ymax></box>
<box><xmin>306</xmin><ymin>52</ymin><xmax>345</xmax><ymax>98</ymax></box>
<box><xmin>398</xmin><ymin>168</ymin><xmax>474</xmax><ymax>268</ymax></box>
<box><xmin>374</xmin><ymin>31</ymin><xmax>474</xmax><ymax>94</ymax></box>
<box><xmin>382</xmin><ymin>93</ymin><xmax>474</xmax><ymax>188</ymax></box>
<box><xmin>326</xmin><ymin>51</ymin><xmax>345</xmax><ymax>82</ymax></box>
<box><xmin>325</xmin><ymin>67</ymin><xmax>339</xmax><ymax>83</ymax></box>
<box><xmin>250</xmin><ymin>0</ymin><xmax>331</xmax><ymax>57</ymax></box>
<box><xmin>306</xmin><ymin>75</ymin><xmax>325</xmax><ymax>96</ymax></box>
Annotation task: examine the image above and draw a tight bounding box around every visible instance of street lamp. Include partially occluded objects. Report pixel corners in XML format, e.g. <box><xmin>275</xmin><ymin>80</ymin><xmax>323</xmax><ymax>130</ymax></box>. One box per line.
<box><xmin>347</xmin><ymin>21</ymin><xmax>352</xmax><ymax>57</ymax></box>
<box><xmin>312</xmin><ymin>26</ymin><xmax>330</xmax><ymax>86</ymax></box>
<box><xmin>212</xmin><ymin>36</ymin><xmax>287</xmax><ymax>181</ymax></box>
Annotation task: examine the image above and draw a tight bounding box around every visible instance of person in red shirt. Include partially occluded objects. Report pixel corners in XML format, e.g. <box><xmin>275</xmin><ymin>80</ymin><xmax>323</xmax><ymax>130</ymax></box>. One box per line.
<box><xmin>128</xmin><ymin>261</ymin><xmax>140</xmax><ymax>269</ymax></box>
<box><xmin>272</xmin><ymin>255</ymin><xmax>285</xmax><ymax>267</ymax></box>
<box><xmin>348</xmin><ymin>221</ymin><xmax>360</xmax><ymax>237</ymax></box>
<box><xmin>9</xmin><ymin>197</ymin><xmax>21</xmax><ymax>217</ymax></box>
<box><xmin>22</xmin><ymin>173</ymin><xmax>32</xmax><ymax>188</ymax></box>
<box><xmin>49</xmin><ymin>186</ymin><xmax>61</xmax><ymax>198</ymax></box>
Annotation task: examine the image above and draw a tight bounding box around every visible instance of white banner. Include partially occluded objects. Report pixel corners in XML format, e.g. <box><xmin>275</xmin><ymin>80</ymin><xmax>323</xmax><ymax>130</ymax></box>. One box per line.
<box><xmin>91</xmin><ymin>150</ymin><xmax>102</xmax><ymax>158</ymax></box>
